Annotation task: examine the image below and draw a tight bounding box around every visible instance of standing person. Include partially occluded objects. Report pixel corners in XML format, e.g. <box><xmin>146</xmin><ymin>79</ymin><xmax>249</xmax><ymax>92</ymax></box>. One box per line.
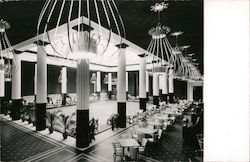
<box><xmin>111</xmin><ymin>116</ymin><xmax>115</xmax><ymax>130</ymax></box>
<box><xmin>90</xmin><ymin>118</ymin><xmax>96</xmax><ymax>140</ymax></box>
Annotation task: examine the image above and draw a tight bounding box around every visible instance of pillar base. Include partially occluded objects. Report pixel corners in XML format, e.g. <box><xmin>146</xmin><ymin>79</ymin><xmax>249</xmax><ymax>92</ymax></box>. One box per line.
<box><xmin>169</xmin><ymin>93</ymin><xmax>174</xmax><ymax>103</ymax></box>
<box><xmin>62</xmin><ymin>94</ymin><xmax>67</xmax><ymax>106</ymax></box>
<box><xmin>153</xmin><ymin>96</ymin><xmax>159</xmax><ymax>108</ymax></box>
<box><xmin>159</xmin><ymin>89</ymin><xmax>163</xmax><ymax>101</ymax></box>
<box><xmin>162</xmin><ymin>94</ymin><xmax>168</xmax><ymax>103</ymax></box>
<box><xmin>11</xmin><ymin>99</ymin><xmax>22</xmax><ymax>120</ymax></box>
<box><xmin>139</xmin><ymin>98</ymin><xmax>147</xmax><ymax>112</ymax></box>
<box><xmin>146</xmin><ymin>92</ymin><xmax>149</xmax><ymax>102</ymax></box>
<box><xmin>108</xmin><ymin>91</ymin><xmax>112</xmax><ymax>100</ymax></box>
<box><xmin>118</xmin><ymin>102</ymin><xmax>126</xmax><ymax>128</ymax></box>
<box><xmin>35</xmin><ymin>103</ymin><xmax>46</xmax><ymax>131</ymax></box>
<box><xmin>76</xmin><ymin>109</ymin><xmax>89</xmax><ymax>148</ymax></box>
<box><xmin>97</xmin><ymin>92</ymin><xmax>100</xmax><ymax>100</ymax></box>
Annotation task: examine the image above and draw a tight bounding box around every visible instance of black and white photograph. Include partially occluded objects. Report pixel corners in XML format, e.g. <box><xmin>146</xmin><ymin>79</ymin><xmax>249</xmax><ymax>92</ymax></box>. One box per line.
<box><xmin>0</xmin><ymin>0</ymin><xmax>249</xmax><ymax>162</ymax></box>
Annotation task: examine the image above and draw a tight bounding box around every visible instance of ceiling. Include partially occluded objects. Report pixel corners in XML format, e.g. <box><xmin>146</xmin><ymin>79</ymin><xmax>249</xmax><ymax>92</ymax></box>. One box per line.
<box><xmin>0</xmin><ymin>0</ymin><xmax>203</xmax><ymax>74</ymax></box>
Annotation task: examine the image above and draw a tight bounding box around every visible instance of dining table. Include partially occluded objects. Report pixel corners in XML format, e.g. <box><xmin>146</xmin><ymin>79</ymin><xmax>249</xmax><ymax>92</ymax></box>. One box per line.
<box><xmin>136</xmin><ymin>127</ymin><xmax>155</xmax><ymax>135</ymax></box>
<box><xmin>147</xmin><ymin>120</ymin><xmax>162</xmax><ymax>130</ymax></box>
<box><xmin>154</xmin><ymin>114</ymin><xmax>170</xmax><ymax>121</ymax></box>
<box><xmin>118</xmin><ymin>138</ymin><xmax>140</xmax><ymax>148</ymax></box>
<box><xmin>118</xmin><ymin>138</ymin><xmax>140</xmax><ymax>160</ymax></box>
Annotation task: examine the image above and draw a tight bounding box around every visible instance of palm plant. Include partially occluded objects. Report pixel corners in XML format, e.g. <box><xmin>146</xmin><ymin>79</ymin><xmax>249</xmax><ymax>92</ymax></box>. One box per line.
<box><xmin>46</xmin><ymin>110</ymin><xmax>61</xmax><ymax>133</ymax></box>
<box><xmin>56</xmin><ymin>112</ymin><xmax>76</xmax><ymax>139</ymax></box>
<box><xmin>20</xmin><ymin>105</ymin><xmax>31</xmax><ymax>123</ymax></box>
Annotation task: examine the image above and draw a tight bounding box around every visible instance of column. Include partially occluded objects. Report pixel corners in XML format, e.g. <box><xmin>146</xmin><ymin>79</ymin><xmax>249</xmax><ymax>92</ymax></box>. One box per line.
<box><xmin>36</xmin><ymin>44</ymin><xmax>47</xmax><ymax>131</ymax></box>
<box><xmin>108</xmin><ymin>72</ymin><xmax>112</xmax><ymax>99</ymax></box>
<box><xmin>153</xmin><ymin>73</ymin><xmax>159</xmax><ymax>108</ymax></box>
<box><xmin>76</xmin><ymin>58</ymin><xmax>90</xmax><ymax>148</ymax></box>
<box><xmin>61</xmin><ymin>66</ymin><xmax>67</xmax><ymax>106</ymax></box>
<box><xmin>138</xmin><ymin>54</ymin><xmax>146</xmax><ymax>111</ymax></box>
<box><xmin>159</xmin><ymin>74</ymin><xmax>163</xmax><ymax>101</ymax></box>
<box><xmin>187</xmin><ymin>81</ymin><xmax>194</xmax><ymax>101</ymax></box>
<box><xmin>0</xmin><ymin>59</ymin><xmax>5</xmax><ymax>110</ymax></box>
<box><xmin>169</xmin><ymin>68</ymin><xmax>174</xmax><ymax>103</ymax></box>
<box><xmin>146</xmin><ymin>70</ymin><xmax>149</xmax><ymax>101</ymax></box>
<box><xmin>11</xmin><ymin>54</ymin><xmax>21</xmax><ymax>120</ymax></box>
<box><xmin>116</xmin><ymin>43</ymin><xmax>128</xmax><ymax>128</ymax></box>
<box><xmin>96</xmin><ymin>71</ymin><xmax>101</xmax><ymax>99</ymax></box>
<box><xmin>34</xmin><ymin>63</ymin><xmax>37</xmax><ymax>101</ymax></box>
<box><xmin>0</xmin><ymin>59</ymin><xmax>5</xmax><ymax>97</ymax></box>
<box><xmin>126</xmin><ymin>71</ymin><xmax>128</xmax><ymax>99</ymax></box>
<box><xmin>162</xmin><ymin>72</ymin><xmax>168</xmax><ymax>103</ymax></box>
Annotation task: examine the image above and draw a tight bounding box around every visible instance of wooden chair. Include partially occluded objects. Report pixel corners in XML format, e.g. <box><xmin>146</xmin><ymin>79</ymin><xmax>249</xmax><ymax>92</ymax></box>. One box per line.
<box><xmin>128</xmin><ymin>147</ymin><xmax>139</xmax><ymax>161</ymax></box>
<box><xmin>112</xmin><ymin>142</ymin><xmax>124</xmax><ymax>161</ymax></box>
<box><xmin>137</xmin><ymin>133</ymin><xmax>144</xmax><ymax>144</ymax></box>
<box><xmin>138</xmin><ymin>138</ymin><xmax>148</xmax><ymax>160</ymax></box>
<box><xmin>148</xmin><ymin>133</ymin><xmax>159</xmax><ymax>143</ymax></box>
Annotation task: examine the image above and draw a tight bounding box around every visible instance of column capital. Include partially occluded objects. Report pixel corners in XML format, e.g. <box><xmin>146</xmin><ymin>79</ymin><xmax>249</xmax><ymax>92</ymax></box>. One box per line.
<box><xmin>34</xmin><ymin>40</ymin><xmax>50</xmax><ymax>46</ymax></box>
<box><xmin>138</xmin><ymin>54</ymin><xmax>147</xmax><ymax>57</ymax></box>
<box><xmin>72</xmin><ymin>23</ymin><xmax>94</xmax><ymax>32</ymax></box>
<box><xmin>115</xmin><ymin>43</ymin><xmax>129</xmax><ymax>49</ymax></box>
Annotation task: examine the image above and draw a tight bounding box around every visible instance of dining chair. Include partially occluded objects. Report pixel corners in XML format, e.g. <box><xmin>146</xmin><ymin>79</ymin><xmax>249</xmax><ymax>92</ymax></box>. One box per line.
<box><xmin>162</xmin><ymin>121</ymin><xmax>168</xmax><ymax>130</ymax></box>
<box><xmin>195</xmin><ymin>134</ymin><xmax>203</xmax><ymax>154</ymax></box>
<box><xmin>137</xmin><ymin>133</ymin><xmax>144</xmax><ymax>144</ymax></box>
<box><xmin>138</xmin><ymin>138</ymin><xmax>148</xmax><ymax>160</ymax></box>
<box><xmin>128</xmin><ymin>147</ymin><xmax>139</xmax><ymax>161</ymax></box>
<box><xmin>131</xmin><ymin>128</ymin><xmax>138</xmax><ymax>139</ymax></box>
<box><xmin>158</xmin><ymin>129</ymin><xmax>163</xmax><ymax>140</ymax></box>
<box><xmin>148</xmin><ymin>133</ymin><xmax>159</xmax><ymax>143</ymax></box>
<box><xmin>112</xmin><ymin>142</ymin><xmax>124</xmax><ymax>161</ymax></box>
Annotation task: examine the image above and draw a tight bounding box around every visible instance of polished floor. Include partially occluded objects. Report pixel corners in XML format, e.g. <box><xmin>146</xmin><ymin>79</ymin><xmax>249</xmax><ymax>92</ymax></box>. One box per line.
<box><xmin>1</xmin><ymin>111</ymin><xmax>201</xmax><ymax>162</ymax></box>
<box><xmin>48</xmin><ymin>101</ymin><xmax>144</xmax><ymax>134</ymax></box>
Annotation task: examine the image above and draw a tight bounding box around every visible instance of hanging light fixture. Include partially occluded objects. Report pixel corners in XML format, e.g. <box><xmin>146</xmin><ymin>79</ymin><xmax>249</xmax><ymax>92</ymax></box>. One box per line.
<box><xmin>37</xmin><ymin>0</ymin><xmax>126</xmax><ymax>61</ymax></box>
<box><xmin>0</xmin><ymin>19</ymin><xmax>17</xmax><ymax>81</ymax></box>
<box><xmin>103</xmin><ymin>73</ymin><xmax>108</xmax><ymax>84</ymax></box>
<box><xmin>146</xmin><ymin>2</ymin><xmax>175</xmax><ymax>75</ymax></box>
<box><xmin>90</xmin><ymin>73</ymin><xmax>97</xmax><ymax>84</ymax></box>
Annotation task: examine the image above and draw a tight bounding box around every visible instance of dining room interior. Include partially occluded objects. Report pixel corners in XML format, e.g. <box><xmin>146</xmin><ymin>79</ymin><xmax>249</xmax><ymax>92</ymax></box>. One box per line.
<box><xmin>0</xmin><ymin>0</ymin><xmax>206</xmax><ymax>162</ymax></box>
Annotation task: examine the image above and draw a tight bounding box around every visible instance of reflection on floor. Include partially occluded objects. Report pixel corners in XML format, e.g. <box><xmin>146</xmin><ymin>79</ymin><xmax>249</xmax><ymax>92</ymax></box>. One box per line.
<box><xmin>0</xmin><ymin>101</ymin><xmax>199</xmax><ymax>162</ymax></box>
<box><xmin>1</xmin><ymin>114</ymin><xmax>200</xmax><ymax>162</ymax></box>
<box><xmin>48</xmin><ymin>101</ymin><xmax>146</xmax><ymax>134</ymax></box>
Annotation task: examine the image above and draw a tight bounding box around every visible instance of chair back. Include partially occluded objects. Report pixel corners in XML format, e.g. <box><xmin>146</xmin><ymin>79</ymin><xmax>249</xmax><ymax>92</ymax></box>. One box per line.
<box><xmin>150</xmin><ymin>133</ymin><xmax>159</xmax><ymax>142</ymax></box>
<box><xmin>121</xmin><ymin>134</ymin><xmax>131</xmax><ymax>139</ymax></box>
<box><xmin>158</xmin><ymin>129</ymin><xmax>163</xmax><ymax>139</ymax></box>
<box><xmin>137</xmin><ymin>133</ymin><xmax>144</xmax><ymax>143</ymax></box>
<box><xmin>129</xmin><ymin>147</ymin><xmax>138</xmax><ymax>160</ymax></box>
<box><xmin>141</xmin><ymin>138</ymin><xmax>148</xmax><ymax>147</ymax></box>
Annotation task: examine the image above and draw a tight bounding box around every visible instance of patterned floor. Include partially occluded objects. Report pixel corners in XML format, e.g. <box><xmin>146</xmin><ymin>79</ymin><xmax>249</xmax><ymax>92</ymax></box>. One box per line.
<box><xmin>1</xmin><ymin>111</ymin><xmax>201</xmax><ymax>162</ymax></box>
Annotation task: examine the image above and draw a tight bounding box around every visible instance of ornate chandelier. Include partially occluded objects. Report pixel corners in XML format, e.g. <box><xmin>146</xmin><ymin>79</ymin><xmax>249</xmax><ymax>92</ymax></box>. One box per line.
<box><xmin>37</xmin><ymin>0</ymin><xmax>126</xmax><ymax>61</ymax></box>
<box><xmin>0</xmin><ymin>19</ymin><xmax>17</xmax><ymax>80</ymax></box>
<box><xmin>146</xmin><ymin>2</ymin><xmax>202</xmax><ymax>81</ymax></box>
<box><xmin>146</xmin><ymin>2</ymin><xmax>174</xmax><ymax>75</ymax></box>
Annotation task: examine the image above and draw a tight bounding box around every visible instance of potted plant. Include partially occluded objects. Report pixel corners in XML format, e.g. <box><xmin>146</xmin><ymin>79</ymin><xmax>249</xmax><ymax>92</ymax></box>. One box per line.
<box><xmin>46</xmin><ymin>110</ymin><xmax>61</xmax><ymax>133</ymax></box>
<box><xmin>56</xmin><ymin>112</ymin><xmax>76</xmax><ymax>139</ymax></box>
<box><xmin>20</xmin><ymin>105</ymin><xmax>27</xmax><ymax>122</ymax></box>
<box><xmin>29</xmin><ymin>104</ymin><xmax>36</xmax><ymax>126</ymax></box>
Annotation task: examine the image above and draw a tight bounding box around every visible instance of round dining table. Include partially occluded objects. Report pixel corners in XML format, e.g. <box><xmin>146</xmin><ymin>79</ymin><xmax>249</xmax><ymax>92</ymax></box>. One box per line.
<box><xmin>147</xmin><ymin>120</ymin><xmax>162</xmax><ymax>126</ymax></box>
<box><xmin>136</xmin><ymin>127</ymin><xmax>155</xmax><ymax>135</ymax></box>
<box><xmin>154</xmin><ymin>114</ymin><xmax>170</xmax><ymax>121</ymax></box>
